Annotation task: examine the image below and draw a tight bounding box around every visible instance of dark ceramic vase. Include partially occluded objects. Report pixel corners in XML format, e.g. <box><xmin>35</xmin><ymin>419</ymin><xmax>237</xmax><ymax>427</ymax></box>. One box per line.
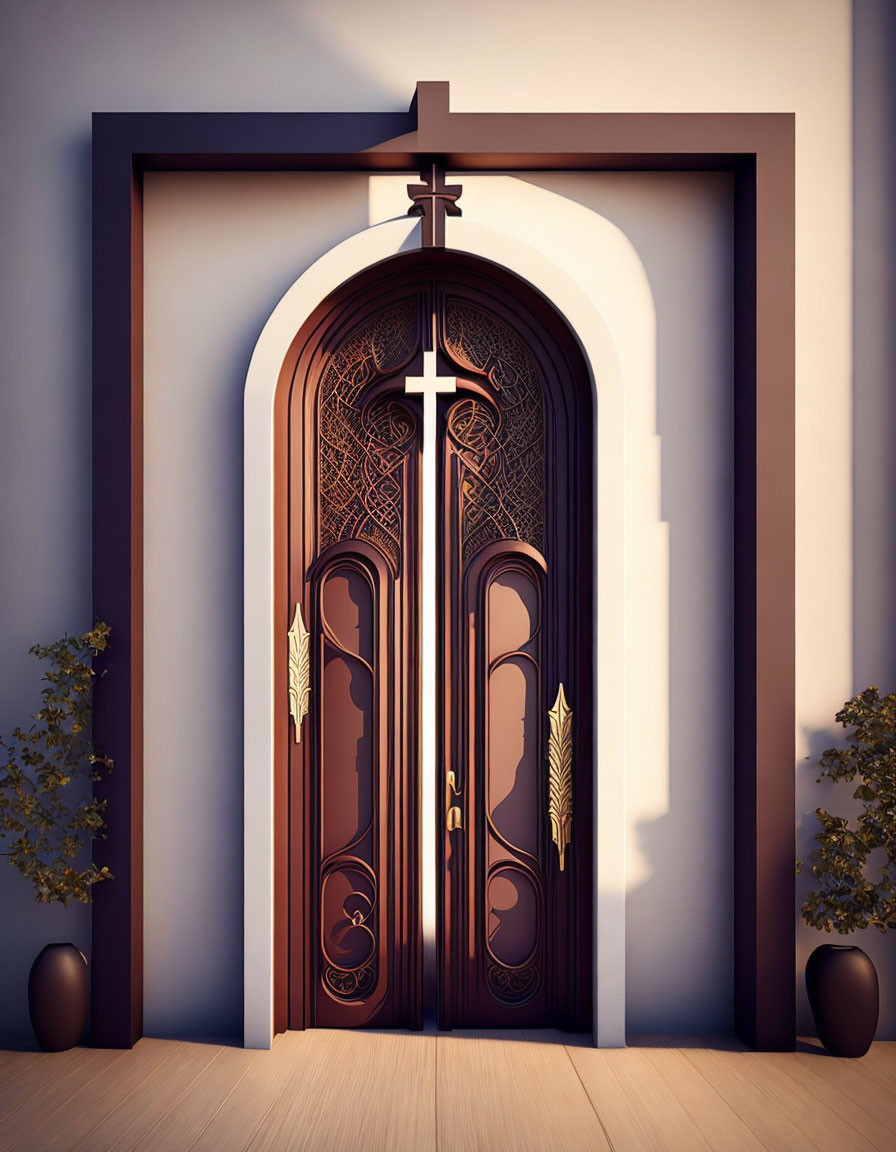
<box><xmin>28</xmin><ymin>943</ymin><xmax>88</xmax><ymax>1052</ymax></box>
<box><xmin>805</xmin><ymin>943</ymin><xmax>878</xmax><ymax>1058</ymax></box>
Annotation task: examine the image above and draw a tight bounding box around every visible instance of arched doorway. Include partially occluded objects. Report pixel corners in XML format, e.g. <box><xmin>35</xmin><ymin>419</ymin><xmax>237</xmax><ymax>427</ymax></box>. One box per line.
<box><xmin>277</xmin><ymin>251</ymin><xmax>594</xmax><ymax>1030</ymax></box>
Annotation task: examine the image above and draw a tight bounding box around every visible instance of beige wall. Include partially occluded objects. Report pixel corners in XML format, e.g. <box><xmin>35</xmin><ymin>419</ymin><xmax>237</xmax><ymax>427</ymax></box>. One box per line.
<box><xmin>142</xmin><ymin>173</ymin><xmax>372</xmax><ymax>1037</ymax></box>
<box><xmin>3</xmin><ymin>0</ymin><xmax>889</xmax><ymax>1044</ymax></box>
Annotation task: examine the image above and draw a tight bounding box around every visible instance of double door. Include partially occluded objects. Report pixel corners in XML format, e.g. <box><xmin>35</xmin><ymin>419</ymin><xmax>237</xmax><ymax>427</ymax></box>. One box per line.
<box><xmin>286</xmin><ymin>254</ymin><xmax>592</xmax><ymax>1030</ymax></box>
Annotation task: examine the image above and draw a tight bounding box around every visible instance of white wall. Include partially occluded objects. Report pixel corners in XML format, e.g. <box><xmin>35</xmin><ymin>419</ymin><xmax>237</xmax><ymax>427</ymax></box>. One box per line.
<box><xmin>527</xmin><ymin>174</ymin><xmax>734</xmax><ymax>1032</ymax></box>
<box><xmin>3</xmin><ymin>0</ymin><xmax>891</xmax><ymax>1045</ymax></box>
<box><xmin>142</xmin><ymin>173</ymin><xmax>371</xmax><ymax>1037</ymax></box>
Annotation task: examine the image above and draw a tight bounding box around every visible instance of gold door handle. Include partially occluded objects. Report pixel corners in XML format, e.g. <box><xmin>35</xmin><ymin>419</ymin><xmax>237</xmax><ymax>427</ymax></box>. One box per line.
<box><xmin>446</xmin><ymin>769</ymin><xmax>462</xmax><ymax>830</ymax></box>
<box><xmin>288</xmin><ymin>603</ymin><xmax>310</xmax><ymax>743</ymax></box>
<box><xmin>547</xmin><ymin>683</ymin><xmax>573</xmax><ymax>870</ymax></box>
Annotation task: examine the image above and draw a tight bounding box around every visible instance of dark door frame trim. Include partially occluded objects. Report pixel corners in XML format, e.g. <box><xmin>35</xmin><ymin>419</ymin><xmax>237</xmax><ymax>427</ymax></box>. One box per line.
<box><xmin>92</xmin><ymin>81</ymin><xmax>795</xmax><ymax>1051</ymax></box>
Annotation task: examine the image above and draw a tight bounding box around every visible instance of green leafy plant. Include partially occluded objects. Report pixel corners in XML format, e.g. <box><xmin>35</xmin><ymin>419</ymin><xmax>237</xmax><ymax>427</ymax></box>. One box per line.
<box><xmin>798</xmin><ymin>687</ymin><xmax>896</xmax><ymax>934</ymax></box>
<box><xmin>0</xmin><ymin>622</ymin><xmax>113</xmax><ymax>905</ymax></box>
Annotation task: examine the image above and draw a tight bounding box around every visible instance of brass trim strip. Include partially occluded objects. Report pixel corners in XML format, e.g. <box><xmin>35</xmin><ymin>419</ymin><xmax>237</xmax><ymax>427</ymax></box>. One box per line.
<box><xmin>548</xmin><ymin>683</ymin><xmax>573</xmax><ymax>871</ymax></box>
<box><xmin>288</xmin><ymin>603</ymin><xmax>310</xmax><ymax>743</ymax></box>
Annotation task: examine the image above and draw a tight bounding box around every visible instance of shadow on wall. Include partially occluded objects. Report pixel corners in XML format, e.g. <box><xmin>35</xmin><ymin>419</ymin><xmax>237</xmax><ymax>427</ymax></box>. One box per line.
<box><xmin>627</xmin><ymin>811</ymin><xmax>733</xmax><ymax>1035</ymax></box>
<box><xmin>853</xmin><ymin>0</ymin><xmax>896</xmax><ymax>697</ymax></box>
<box><xmin>0</xmin><ymin>1</ymin><xmax>398</xmax><ymax>1046</ymax></box>
<box><xmin>848</xmin><ymin>0</ymin><xmax>896</xmax><ymax>1042</ymax></box>
<box><xmin>0</xmin><ymin>130</ymin><xmax>93</xmax><ymax>1047</ymax></box>
<box><xmin>513</xmin><ymin>170</ymin><xmax>735</xmax><ymax>1036</ymax></box>
<box><xmin>624</xmin><ymin>171</ymin><xmax>734</xmax><ymax>1036</ymax></box>
<box><xmin>140</xmin><ymin>170</ymin><xmax>372</xmax><ymax>1042</ymax></box>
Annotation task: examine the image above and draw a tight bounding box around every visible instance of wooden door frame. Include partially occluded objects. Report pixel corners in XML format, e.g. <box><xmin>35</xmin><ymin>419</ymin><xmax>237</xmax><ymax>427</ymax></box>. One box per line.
<box><xmin>92</xmin><ymin>81</ymin><xmax>795</xmax><ymax>1050</ymax></box>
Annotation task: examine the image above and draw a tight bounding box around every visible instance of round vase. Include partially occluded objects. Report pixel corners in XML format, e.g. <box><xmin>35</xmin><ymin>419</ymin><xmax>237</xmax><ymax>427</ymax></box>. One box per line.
<box><xmin>28</xmin><ymin>943</ymin><xmax>88</xmax><ymax>1052</ymax></box>
<box><xmin>805</xmin><ymin>943</ymin><xmax>878</xmax><ymax>1058</ymax></box>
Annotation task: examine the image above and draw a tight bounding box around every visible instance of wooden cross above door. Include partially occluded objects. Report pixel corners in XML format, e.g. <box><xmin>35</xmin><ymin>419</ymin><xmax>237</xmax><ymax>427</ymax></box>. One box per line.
<box><xmin>407</xmin><ymin>162</ymin><xmax>463</xmax><ymax>247</ymax></box>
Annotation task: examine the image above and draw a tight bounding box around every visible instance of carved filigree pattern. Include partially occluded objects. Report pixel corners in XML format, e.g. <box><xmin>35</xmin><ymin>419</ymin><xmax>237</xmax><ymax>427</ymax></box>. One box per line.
<box><xmin>324</xmin><ymin>965</ymin><xmax>376</xmax><ymax>999</ymax></box>
<box><xmin>444</xmin><ymin>300</ymin><xmax>545</xmax><ymax>564</ymax></box>
<box><xmin>547</xmin><ymin>684</ymin><xmax>573</xmax><ymax>871</ymax></box>
<box><xmin>486</xmin><ymin>962</ymin><xmax>540</xmax><ymax>1005</ymax></box>
<box><xmin>318</xmin><ymin>303</ymin><xmax>418</xmax><ymax>571</ymax></box>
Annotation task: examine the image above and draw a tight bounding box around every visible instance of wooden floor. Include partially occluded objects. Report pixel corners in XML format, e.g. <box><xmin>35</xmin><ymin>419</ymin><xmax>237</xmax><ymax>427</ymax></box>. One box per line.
<box><xmin>0</xmin><ymin>1032</ymin><xmax>894</xmax><ymax>1151</ymax></box>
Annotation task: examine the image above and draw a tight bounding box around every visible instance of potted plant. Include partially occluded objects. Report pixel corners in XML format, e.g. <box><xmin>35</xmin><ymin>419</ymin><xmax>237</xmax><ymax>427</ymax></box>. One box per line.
<box><xmin>798</xmin><ymin>686</ymin><xmax>895</xmax><ymax>1057</ymax></box>
<box><xmin>0</xmin><ymin>622</ymin><xmax>113</xmax><ymax>1050</ymax></box>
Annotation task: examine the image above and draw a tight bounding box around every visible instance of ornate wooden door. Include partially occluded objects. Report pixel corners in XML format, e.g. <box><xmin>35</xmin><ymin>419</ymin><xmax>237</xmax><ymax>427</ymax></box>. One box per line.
<box><xmin>286</xmin><ymin>254</ymin><xmax>592</xmax><ymax>1031</ymax></box>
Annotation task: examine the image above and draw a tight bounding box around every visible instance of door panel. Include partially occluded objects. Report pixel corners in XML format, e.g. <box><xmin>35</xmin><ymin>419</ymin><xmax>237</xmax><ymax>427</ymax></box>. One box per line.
<box><xmin>289</xmin><ymin>293</ymin><xmax>423</xmax><ymax>1029</ymax></box>
<box><xmin>288</xmin><ymin>254</ymin><xmax>592</xmax><ymax>1032</ymax></box>
<box><xmin>314</xmin><ymin>555</ymin><xmax>383</xmax><ymax>1023</ymax></box>
<box><xmin>438</xmin><ymin>284</ymin><xmax>590</xmax><ymax>1029</ymax></box>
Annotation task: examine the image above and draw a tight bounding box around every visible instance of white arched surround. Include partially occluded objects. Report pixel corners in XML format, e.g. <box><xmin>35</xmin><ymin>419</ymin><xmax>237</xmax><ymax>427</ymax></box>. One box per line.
<box><xmin>244</xmin><ymin>181</ymin><xmax>657</xmax><ymax>1049</ymax></box>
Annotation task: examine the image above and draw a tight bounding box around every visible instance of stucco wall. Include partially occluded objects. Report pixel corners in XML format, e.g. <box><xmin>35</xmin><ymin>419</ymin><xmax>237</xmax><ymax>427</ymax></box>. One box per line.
<box><xmin>142</xmin><ymin>173</ymin><xmax>373</xmax><ymax>1038</ymax></box>
<box><xmin>2</xmin><ymin>0</ymin><xmax>891</xmax><ymax>1046</ymax></box>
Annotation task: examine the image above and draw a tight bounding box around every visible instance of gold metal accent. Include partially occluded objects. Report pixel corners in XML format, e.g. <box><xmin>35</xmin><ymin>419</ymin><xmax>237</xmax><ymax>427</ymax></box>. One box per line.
<box><xmin>547</xmin><ymin>683</ymin><xmax>573</xmax><ymax>871</ymax></box>
<box><xmin>446</xmin><ymin>769</ymin><xmax>462</xmax><ymax>829</ymax></box>
<box><xmin>444</xmin><ymin>769</ymin><xmax>460</xmax><ymax>834</ymax></box>
<box><xmin>288</xmin><ymin>603</ymin><xmax>310</xmax><ymax>743</ymax></box>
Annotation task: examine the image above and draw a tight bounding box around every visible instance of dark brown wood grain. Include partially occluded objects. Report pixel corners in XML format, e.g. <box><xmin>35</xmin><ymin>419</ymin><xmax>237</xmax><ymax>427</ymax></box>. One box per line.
<box><xmin>279</xmin><ymin>254</ymin><xmax>593</xmax><ymax>1030</ymax></box>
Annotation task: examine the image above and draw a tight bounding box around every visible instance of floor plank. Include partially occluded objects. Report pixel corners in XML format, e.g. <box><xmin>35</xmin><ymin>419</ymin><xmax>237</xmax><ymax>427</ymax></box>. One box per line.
<box><xmin>639</xmin><ymin>1042</ymin><xmax>767</xmax><ymax>1151</ymax></box>
<box><xmin>246</xmin><ymin>1029</ymin><xmax>436</xmax><ymax>1152</ymax></box>
<box><xmin>132</xmin><ymin>1044</ymin><xmax>260</xmax><ymax>1151</ymax></box>
<box><xmin>1</xmin><ymin>1048</ymin><xmax>128</xmax><ymax>1151</ymax></box>
<box><xmin>679</xmin><ymin>1043</ymin><xmax>833</xmax><ymax>1152</ymax></box>
<box><xmin>0</xmin><ymin>1052</ymin><xmax>45</xmax><ymax>1090</ymax></box>
<box><xmin>1</xmin><ymin>1033</ymin><xmax>893</xmax><ymax>1152</ymax></box>
<box><xmin>690</xmin><ymin>1045</ymin><xmax>882</xmax><ymax>1152</ymax></box>
<box><xmin>857</xmin><ymin>1040</ymin><xmax>896</xmax><ymax>1083</ymax></box>
<box><xmin>798</xmin><ymin>1035</ymin><xmax>896</xmax><ymax>1090</ymax></box>
<box><xmin>12</xmin><ymin>1038</ymin><xmax>185</xmax><ymax>1152</ymax></box>
<box><xmin>0</xmin><ymin>1048</ymin><xmax>92</xmax><ymax>1123</ymax></box>
<box><xmin>563</xmin><ymin>1043</ymin><xmax>659</xmax><ymax>1151</ymax></box>
<box><xmin>67</xmin><ymin>1040</ymin><xmax>220</xmax><ymax>1151</ymax></box>
<box><xmin>190</xmin><ymin>1032</ymin><xmax>309</xmax><ymax>1151</ymax></box>
<box><xmin>753</xmin><ymin>1050</ymin><xmax>892</xmax><ymax>1151</ymax></box>
<box><xmin>792</xmin><ymin>1045</ymin><xmax>896</xmax><ymax>1136</ymax></box>
<box><xmin>439</xmin><ymin>1029</ymin><xmax>611</xmax><ymax>1152</ymax></box>
<box><xmin>569</xmin><ymin>1042</ymin><xmax>714</xmax><ymax>1152</ymax></box>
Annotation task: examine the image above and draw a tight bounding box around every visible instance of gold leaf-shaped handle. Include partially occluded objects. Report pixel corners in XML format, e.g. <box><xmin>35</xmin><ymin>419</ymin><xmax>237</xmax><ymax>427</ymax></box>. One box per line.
<box><xmin>547</xmin><ymin>683</ymin><xmax>573</xmax><ymax>871</ymax></box>
<box><xmin>288</xmin><ymin>603</ymin><xmax>310</xmax><ymax>743</ymax></box>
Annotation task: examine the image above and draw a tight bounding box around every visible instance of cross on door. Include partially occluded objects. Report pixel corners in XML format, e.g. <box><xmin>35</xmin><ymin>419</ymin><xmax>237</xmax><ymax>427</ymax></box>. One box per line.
<box><xmin>404</xmin><ymin>347</ymin><xmax>457</xmax><ymax>1018</ymax></box>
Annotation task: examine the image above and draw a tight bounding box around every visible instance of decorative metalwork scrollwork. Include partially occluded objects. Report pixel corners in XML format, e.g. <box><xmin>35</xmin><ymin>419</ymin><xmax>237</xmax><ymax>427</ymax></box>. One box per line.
<box><xmin>547</xmin><ymin>684</ymin><xmax>573</xmax><ymax>871</ymax></box>
<box><xmin>318</xmin><ymin>302</ymin><xmax>418</xmax><ymax>572</ymax></box>
<box><xmin>444</xmin><ymin>300</ymin><xmax>545</xmax><ymax>564</ymax></box>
